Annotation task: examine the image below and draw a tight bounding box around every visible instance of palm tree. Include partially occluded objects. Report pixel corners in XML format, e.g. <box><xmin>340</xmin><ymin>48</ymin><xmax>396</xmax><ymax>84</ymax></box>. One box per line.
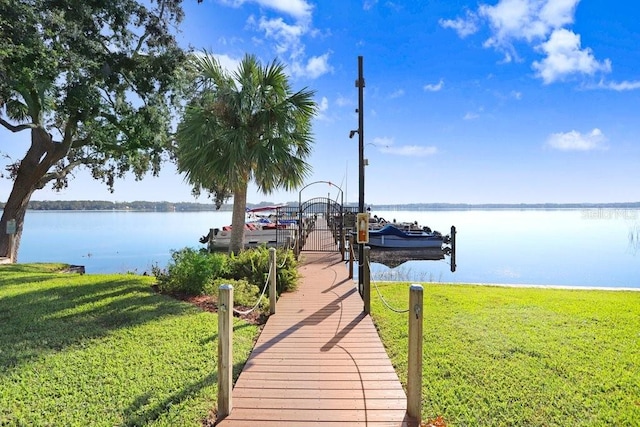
<box><xmin>176</xmin><ymin>53</ymin><xmax>317</xmax><ymax>254</ymax></box>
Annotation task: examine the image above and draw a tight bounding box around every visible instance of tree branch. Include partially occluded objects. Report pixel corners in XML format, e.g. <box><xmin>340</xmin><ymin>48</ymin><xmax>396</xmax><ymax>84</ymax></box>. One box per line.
<box><xmin>0</xmin><ymin>117</ymin><xmax>35</xmax><ymax>133</ymax></box>
<box><xmin>36</xmin><ymin>158</ymin><xmax>89</xmax><ymax>189</ymax></box>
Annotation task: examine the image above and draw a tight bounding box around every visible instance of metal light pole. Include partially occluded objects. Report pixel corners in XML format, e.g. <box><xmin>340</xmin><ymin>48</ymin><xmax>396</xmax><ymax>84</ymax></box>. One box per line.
<box><xmin>356</xmin><ymin>56</ymin><xmax>365</xmax><ymax>295</ymax></box>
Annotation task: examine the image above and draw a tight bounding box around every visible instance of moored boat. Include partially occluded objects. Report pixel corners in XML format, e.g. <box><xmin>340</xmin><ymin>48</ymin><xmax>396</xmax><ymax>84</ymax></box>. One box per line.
<box><xmin>367</xmin><ymin>223</ymin><xmax>444</xmax><ymax>249</ymax></box>
<box><xmin>201</xmin><ymin>205</ymin><xmax>297</xmax><ymax>250</ymax></box>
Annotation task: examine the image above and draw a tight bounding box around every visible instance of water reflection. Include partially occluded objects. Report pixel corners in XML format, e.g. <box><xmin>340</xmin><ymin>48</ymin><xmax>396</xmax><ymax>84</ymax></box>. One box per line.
<box><xmin>630</xmin><ymin>224</ymin><xmax>640</xmax><ymax>255</ymax></box>
<box><xmin>369</xmin><ymin>247</ymin><xmax>446</xmax><ymax>268</ymax></box>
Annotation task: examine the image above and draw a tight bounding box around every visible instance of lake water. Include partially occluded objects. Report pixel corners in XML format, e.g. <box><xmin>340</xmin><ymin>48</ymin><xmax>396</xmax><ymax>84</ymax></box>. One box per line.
<box><xmin>9</xmin><ymin>209</ymin><xmax>640</xmax><ymax>289</ymax></box>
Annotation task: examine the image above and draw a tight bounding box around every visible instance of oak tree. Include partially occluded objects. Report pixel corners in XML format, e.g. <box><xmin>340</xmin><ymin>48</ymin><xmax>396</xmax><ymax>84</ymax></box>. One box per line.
<box><xmin>0</xmin><ymin>0</ymin><xmax>187</xmax><ymax>260</ymax></box>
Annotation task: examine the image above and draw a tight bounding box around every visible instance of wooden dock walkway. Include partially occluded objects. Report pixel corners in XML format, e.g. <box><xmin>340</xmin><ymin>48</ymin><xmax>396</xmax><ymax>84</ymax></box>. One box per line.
<box><xmin>217</xmin><ymin>224</ymin><xmax>416</xmax><ymax>426</ymax></box>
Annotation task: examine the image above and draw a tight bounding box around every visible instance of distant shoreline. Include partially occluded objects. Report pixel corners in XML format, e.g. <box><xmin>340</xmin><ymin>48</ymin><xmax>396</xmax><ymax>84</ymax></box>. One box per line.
<box><xmin>1</xmin><ymin>200</ymin><xmax>640</xmax><ymax>212</ymax></box>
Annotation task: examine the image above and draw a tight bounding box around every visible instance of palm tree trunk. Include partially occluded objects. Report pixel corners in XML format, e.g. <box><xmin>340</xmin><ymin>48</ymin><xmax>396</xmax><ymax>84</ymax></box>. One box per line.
<box><xmin>229</xmin><ymin>182</ymin><xmax>249</xmax><ymax>254</ymax></box>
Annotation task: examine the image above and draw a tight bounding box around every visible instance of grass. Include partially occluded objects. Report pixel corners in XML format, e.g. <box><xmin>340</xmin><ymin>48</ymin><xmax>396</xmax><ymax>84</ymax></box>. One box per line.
<box><xmin>370</xmin><ymin>282</ymin><xmax>640</xmax><ymax>426</ymax></box>
<box><xmin>0</xmin><ymin>263</ymin><xmax>260</xmax><ymax>426</ymax></box>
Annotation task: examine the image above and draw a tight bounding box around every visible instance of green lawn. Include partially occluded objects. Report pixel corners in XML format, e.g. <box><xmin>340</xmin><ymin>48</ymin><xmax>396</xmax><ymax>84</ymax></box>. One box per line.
<box><xmin>4</xmin><ymin>264</ymin><xmax>639</xmax><ymax>426</ymax></box>
<box><xmin>0</xmin><ymin>264</ymin><xmax>260</xmax><ymax>426</ymax></box>
<box><xmin>371</xmin><ymin>282</ymin><xmax>640</xmax><ymax>426</ymax></box>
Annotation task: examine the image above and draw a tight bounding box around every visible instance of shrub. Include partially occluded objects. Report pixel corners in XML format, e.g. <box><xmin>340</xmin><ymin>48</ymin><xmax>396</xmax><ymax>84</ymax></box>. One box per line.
<box><xmin>154</xmin><ymin>248</ymin><xmax>228</xmax><ymax>294</ymax></box>
<box><xmin>227</xmin><ymin>246</ymin><xmax>299</xmax><ymax>294</ymax></box>
<box><xmin>273</xmin><ymin>248</ymin><xmax>299</xmax><ymax>293</ymax></box>
<box><xmin>207</xmin><ymin>278</ymin><xmax>268</xmax><ymax>310</ymax></box>
<box><xmin>154</xmin><ymin>246</ymin><xmax>299</xmax><ymax>297</ymax></box>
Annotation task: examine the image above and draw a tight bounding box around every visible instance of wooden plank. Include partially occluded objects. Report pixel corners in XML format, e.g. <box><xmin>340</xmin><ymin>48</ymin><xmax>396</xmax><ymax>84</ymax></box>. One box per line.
<box><xmin>217</xmin><ymin>421</ymin><xmax>414</xmax><ymax>427</ymax></box>
<box><xmin>231</xmin><ymin>379</ymin><xmax>404</xmax><ymax>391</ymax></box>
<box><xmin>247</xmin><ymin>351</ymin><xmax>389</xmax><ymax>359</ymax></box>
<box><xmin>233</xmin><ymin>387</ymin><xmax>406</xmax><ymax>399</ymax></box>
<box><xmin>238</xmin><ymin>371</ymin><xmax>401</xmax><ymax>382</ymax></box>
<box><xmin>223</xmin><ymin>408</ymin><xmax>409</xmax><ymax>422</ymax></box>
<box><xmin>232</xmin><ymin>398</ymin><xmax>407</xmax><ymax>410</ymax></box>
<box><xmin>241</xmin><ymin>364</ymin><xmax>398</xmax><ymax>373</ymax></box>
<box><xmin>243</xmin><ymin>357</ymin><xmax>394</xmax><ymax>366</ymax></box>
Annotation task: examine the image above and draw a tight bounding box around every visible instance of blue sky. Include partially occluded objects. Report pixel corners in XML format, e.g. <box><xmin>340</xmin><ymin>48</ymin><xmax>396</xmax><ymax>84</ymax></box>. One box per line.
<box><xmin>2</xmin><ymin>0</ymin><xmax>639</xmax><ymax>205</ymax></box>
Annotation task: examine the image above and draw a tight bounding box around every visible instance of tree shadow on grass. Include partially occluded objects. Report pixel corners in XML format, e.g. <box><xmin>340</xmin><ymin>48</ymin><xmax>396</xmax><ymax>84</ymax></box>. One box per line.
<box><xmin>121</xmin><ymin>360</ymin><xmax>247</xmax><ymax>427</ymax></box>
<box><xmin>0</xmin><ymin>273</ymin><xmax>195</xmax><ymax>371</ymax></box>
<box><xmin>122</xmin><ymin>372</ymin><xmax>217</xmax><ymax>427</ymax></box>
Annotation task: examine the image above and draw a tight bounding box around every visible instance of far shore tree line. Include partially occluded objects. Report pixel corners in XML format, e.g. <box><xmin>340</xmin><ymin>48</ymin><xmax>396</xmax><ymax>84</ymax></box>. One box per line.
<box><xmin>0</xmin><ymin>0</ymin><xmax>316</xmax><ymax>260</ymax></box>
<box><xmin>2</xmin><ymin>200</ymin><xmax>639</xmax><ymax>212</ymax></box>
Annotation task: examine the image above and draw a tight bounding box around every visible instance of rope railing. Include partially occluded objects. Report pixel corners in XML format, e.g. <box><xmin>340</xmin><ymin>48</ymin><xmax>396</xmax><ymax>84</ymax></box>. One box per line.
<box><xmin>232</xmin><ymin>262</ymin><xmax>272</xmax><ymax>315</ymax></box>
<box><xmin>368</xmin><ymin>259</ymin><xmax>410</xmax><ymax>314</ymax></box>
<box><xmin>278</xmin><ymin>254</ymin><xmax>287</xmax><ymax>269</ymax></box>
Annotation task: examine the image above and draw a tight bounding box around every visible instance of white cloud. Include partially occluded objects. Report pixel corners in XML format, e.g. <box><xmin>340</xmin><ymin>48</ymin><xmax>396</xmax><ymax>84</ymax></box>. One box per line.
<box><xmin>221</xmin><ymin>0</ymin><xmax>313</xmax><ymax>21</ymax></box>
<box><xmin>596</xmin><ymin>80</ymin><xmax>640</xmax><ymax>91</ymax></box>
<box><xmin>373</xmin><ymin>137</ymin><xmax>437</xmax><ymax>157</ymax></box>
<box><xmin>363</xmin><ymin>0</ymin><xmax>378</xmax><ymax>11</ymax></box>
<box><xmin>463</xmin><ymin>112</ymin><xmax>479</xmax><ymax>120</ymax></box>
<box><xmin>439</xmin><ymin>11</ymin><xmax>479</xmax><ymax>38</ymax></box>
<box><xmin>532</xmin><ymin>29</ymin><xmax>611</xmax><ymax>84</ymax></box>
<box><xmin>291</xmin><ymin>52</ymin><xmax>333</xmax><ymax>79</ymax></box>
<box><xmin>254</xmin><ymin>15</ymin><xmax>306</xmax><ymax>58</ymax></box>
<box><xmin>231</xmin><ymin>0</ymin><xmax>334</xmax><ymax>81</ymax></box>
<box><xmin>389</xmin><ymin>89</ymin><xmax>405</xmax><ymax>99</ymax></box>
<box><xmin>314</xmin><ymin>96</ymin><xmax>329</xmax><ymax>121</ymax></box>
<box><xmin>335</xmin><ymin>95</ymin><xmax>352</xmax><ymax>107</ymax></box>
<box><xmin>381</xmin><ymin>145</ymin><xmax>438</xmax><ymax>156</ymax></box>
<box><xmin>546</xmin><ymin>128</ymin><xmax>608</xmax><ymax>151</ymax></box>
<box><xmin>212</xmin><ymin>53</ymin><xmax>242</xmax><ymax>72</ymax></box>
<box><xmin>479</xmin><ymin>0</ymin><xmax>579</xmax><ymax>47</ymax></box>
<box><xmin>443</xmin><ymin>0</ymin><xmax>613</xmax><ymax>84</ymax></box>
<box><xmin>423</xmin><ymin>79</ymin><xmax>444</xmax><ymax>92</ymax></box>
<box><xmin>318</xmin><ymin>96</ymin><xmax>328</xmax><ymax>112</ymax></box>
<box><xmin>511</xmin><ymin>90</ymin><xmax>522</xmax><ymax>99</ymax></box>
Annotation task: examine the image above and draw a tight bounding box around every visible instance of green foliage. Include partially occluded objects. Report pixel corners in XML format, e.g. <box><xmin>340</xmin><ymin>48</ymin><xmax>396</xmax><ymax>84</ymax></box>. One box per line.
<box><xmin>208</xmin><ymin>278</ymin><xmax>266</xmax><ymax>310</ymax></box>
<box><xmin>0</xmin><ymin>0</ymin><xmax>188</xmax><ymax>189</ymax></box>
<box><xmin>154</xmin><ymin>246</ymin><xmax>299</xmax><ymax>298</ymax></box>
<box><xmin>0</xmin><ymin>263</ymin><xmax>260</xmax><ymax>426</ymax></box>
<box><xmin>227</xmin><ymin>246</ymin><xmax>299</xmax><ymax>294</ymax></box>
<box><xmin>175</xmin><ymin>53</ymin><xmax>317</xmax><ymax>253</ymax></box>
<box><xmin>154</xmin><ymin>248</ymin><xmax>228</xmax><ymax>295</ymax></box>
<box><xmin>371</xmin><ymin>282</ymin><xmax>640</xmax><ymax>426</ymax></box>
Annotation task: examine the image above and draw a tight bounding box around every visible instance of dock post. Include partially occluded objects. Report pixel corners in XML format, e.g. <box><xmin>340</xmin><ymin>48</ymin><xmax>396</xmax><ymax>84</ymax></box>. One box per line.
<box><xmin>363</xmin><ymin>246</ymin><xmax>371</xmax><ymax>314</ymax></box>
<box><xmin>450</xmin><ymin>226</ymin><xmax>456</xmax><ymax>273</ymax></box>
<box><xmin>208</xmin><ymin>228</ymin><xmax>215</xmax><ymax>253</ymax></box>
<box><xmin>217</xmin><ymin>284</ymin><xmax>234</xmax><ymax>420</ymax></box>
<box><xmin>407</xmin><ymin>284</ymin><xmax>423</xmax><ymax>424</ymax></box>
<box><xmin>269</xmin><ymin>247</ymin><xmax>277</xmax><ymax>315</ymax></box>
<box><xmin>348</xmin><ymin>234</ymin><xmax>354</xmax><ymax>279</ymax></box>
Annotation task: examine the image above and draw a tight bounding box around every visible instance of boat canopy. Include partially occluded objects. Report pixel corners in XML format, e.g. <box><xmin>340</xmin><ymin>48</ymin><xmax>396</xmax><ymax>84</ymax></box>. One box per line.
<box><xmin>371</xmin><ymin>224</ymin><xmax>417</xmax><ymax>237</ymax></box>
<box><xmin>246</xmin><ymin>205</ymin><xmax>287</xmax><ymax>213</ymax></box>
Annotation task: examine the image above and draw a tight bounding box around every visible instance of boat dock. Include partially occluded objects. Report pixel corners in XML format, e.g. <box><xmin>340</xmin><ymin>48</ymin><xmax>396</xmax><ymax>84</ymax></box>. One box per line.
<box><xmin>217</xmin><ymin>225</ymin><xmax>416</xmax><ymax>426</ymax></box>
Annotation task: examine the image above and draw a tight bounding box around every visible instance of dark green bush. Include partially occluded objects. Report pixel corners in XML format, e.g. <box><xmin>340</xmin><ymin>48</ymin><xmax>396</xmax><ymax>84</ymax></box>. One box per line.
<box><xmin>207</xmin><ymin>278</ymin><xmax>268</xmax><ymax>310</ymax></box>
<box><xmin>227</xmin><ymin>246</ymin><xmax>299</xmax><ymax>294</ymax></box>
<box><xmin>154</xmin><ymin>248</ymin><xmax>228</xmax><ymax>294</ymax></box>
<box><xmin>154</xmin><ymin>246</ymin><xmax>299</xmax><ymax>298</ymax></box>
